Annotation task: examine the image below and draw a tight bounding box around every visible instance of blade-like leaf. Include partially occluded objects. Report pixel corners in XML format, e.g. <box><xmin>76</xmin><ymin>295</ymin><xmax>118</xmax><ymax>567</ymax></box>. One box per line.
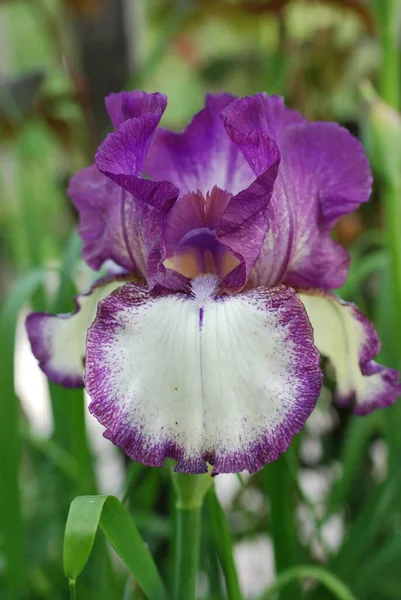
<box><xmin>64</xmin><ymin>495</ymin><xmax>169</xmax><ymax>600</ymax></box>
<box><xmin>331</xmin><ymin>462</ymin><xmax>401</xmax><ymax>578</ymax></box>
<box><xmin>0</xmin><ymin>268</ymin><xmax>49</xmax><ymax>599</ymax></box>
<box><xmin>258</xmin><ymin>564</ymin><xmax>358</xmax><ymax>600</ymax></box>
<box><xmin>205</xmin><ymin>487</ymin><xmax>243</xmax><ymax>600</ymax></box>
<box><xmin>325</xmin><ymin>413</ymin><xmax>379</xmax><ymax>518</ymax></box>
<box><xmin>353</xmin><ymin>533</ymin><xmax>401</xmax><ymax>597</ymax></box>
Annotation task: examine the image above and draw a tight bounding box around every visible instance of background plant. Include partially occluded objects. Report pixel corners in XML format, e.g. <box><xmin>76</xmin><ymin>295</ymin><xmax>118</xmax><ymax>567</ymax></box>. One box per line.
<box><xmin>1</xmin><ymin>1</ymin><xmax>401</xmax><ymax>599</ymax></box>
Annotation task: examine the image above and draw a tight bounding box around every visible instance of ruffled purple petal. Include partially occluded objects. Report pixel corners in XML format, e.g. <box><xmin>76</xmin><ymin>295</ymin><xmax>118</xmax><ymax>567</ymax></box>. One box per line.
<box><xmin>222</xmin><ymin>93</ymin><xmax>372</xmax><ymax>289</ymax></box>
<box><xmin>25</xmin><ymin>276</ymin><xmax>129</xmax><ymax>388</ymax></box>
<box><xmin>95</xmin><ymin>114</ymin><xmax>181</xmax><ymax>288</ymax></box>
<box><xmin>85</xmin><ymin>277</ymin><xmax>322</xmax><ymax>474</ymax></box>
<box><xmin>70</xmin><ymin>91</ymin><xmax>171</xmax><ymax>275</ymax></box>
<box><xmin>105</xmin><ymin>91</ymin><xmax>167</xmax><ymax>129</ymax></box>
<box><xmin>222</xmin><ymin>92</ymin><xmax>305</xmax><ymax>142</ymax></box>
<box><xmin>281</xmin><ymin>122</ymin><xmax>372</xmax><ymax>289</ymax></box>
<box><xmin>144</xmin><ymin>93</ymin><xmax>255</xmax><ymax>196</ymax></box>
<box><xmin>69</xmin><ymin>165</ymin><xmax>146</xmax><ymax>275</ymax></box>
<box><xmin>299</xmin><ymin>291</ymin><xmax>401</xmax><ymax>414</ymax></box>
<box><xmin>217</xmin><ymin>130</ymin><xmax>280</xmax><ymax>289</ymax></box>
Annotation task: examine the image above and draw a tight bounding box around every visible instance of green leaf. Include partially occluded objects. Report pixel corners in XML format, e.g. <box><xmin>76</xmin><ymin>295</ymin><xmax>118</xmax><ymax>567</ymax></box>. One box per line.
<box><xmin>263</xmin><ymin>450</ymin><xmax>300</xmax><ymax>599</ymax></box>
<box><xmin>258</xmin><ymin>565</ymin><xmax>357</xmax><ymax>600</ymax></box>
<box><xmin>331</xmin><ymin>462</ymin><xmax>401</xmax><ymax>578</ymax></box>
<box><xmin>63</xmin><ymin>495</ymin><xmax>169</xmax><ymax>600</ymax></box>
<box><xmin>353</xmin><ymin>533</ymin><xmax>401</xmax><ymax>597</ymax></box>
<box><xmin>325</xmin><ymin>413</ymin><xmax>379</xmax><ymax>518</ymax></box>
<box><xmin>0</xmin><ymin>267</ymin><xmax>49</xmax><ymax>599</ymax></box>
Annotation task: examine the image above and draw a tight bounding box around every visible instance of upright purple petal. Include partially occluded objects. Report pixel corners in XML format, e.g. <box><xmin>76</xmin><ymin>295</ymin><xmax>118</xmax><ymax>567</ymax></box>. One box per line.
<box><xmin>281</xmin><ymin>122</ymin><xmax>372</xmax><ymax>289</ymax></box>
<box><xmin>144</xmin><ymin>93</ymin><xmax>255</xmax><ymax>196</ymax></box>
<box><xmin>217</xmin><ymin>132</ymin><xmax>281</xmax><ymax>289</ymax></box>
<box><xmin>70</xmin><ymin>91</ymin><xmax>171</xmax><ymax>276</ymax></box>
<box><xmin>95</xmin><ymin>111</ymin><xmax>180</xmax><ymax>288</ymax></box>
<box><xmin>105</xmin><ymin>91</ymin><xmax>167</xmax><ymax>129</ymax></box>
<box><xmin>299</xmin><ymin>291</ymin><xmax>401</xmax><ymax>414</ymax></box>
<box><xmin>85</xmin><ymin>277</ymin><xmax>322</xmax><ymax>474</ymax></box>
<box><xmin>222</xmin><ymin>92</ymin><xmax>305</xmax><ymax>140</ymax></box>
<box><xmin>222</xmin><ymin>93</ymin><xmax>372</xmax><ymax>289</ymax></box>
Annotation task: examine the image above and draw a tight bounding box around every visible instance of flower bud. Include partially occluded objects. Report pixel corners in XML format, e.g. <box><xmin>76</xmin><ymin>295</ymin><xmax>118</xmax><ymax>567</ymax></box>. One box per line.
<box><xmin>361</xmin><ymin>81</ymin><xmax>401</xmax><ymax>186</ymax></box>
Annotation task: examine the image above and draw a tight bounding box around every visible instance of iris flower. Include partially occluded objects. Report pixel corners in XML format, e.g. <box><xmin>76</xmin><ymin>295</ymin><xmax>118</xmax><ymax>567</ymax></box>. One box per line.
<box><xmin>27</xmin><ymin>91</ymin><xmax>401</xmax><ymax>474</ymax></box>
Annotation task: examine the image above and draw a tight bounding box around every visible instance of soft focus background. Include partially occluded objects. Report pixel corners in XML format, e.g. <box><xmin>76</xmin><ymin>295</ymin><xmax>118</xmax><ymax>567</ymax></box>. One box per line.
<box><xmin>1</xmin><ymin>1</ymin><xmax>401</xmax><ymax>599</ymax></box>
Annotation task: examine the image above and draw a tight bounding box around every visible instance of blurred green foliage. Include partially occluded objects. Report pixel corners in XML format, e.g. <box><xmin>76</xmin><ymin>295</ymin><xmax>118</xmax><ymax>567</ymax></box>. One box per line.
<box><xmin>1</xmin><ymin>1</ymin><xmax>401</xmax><ymax>599</ymax></box>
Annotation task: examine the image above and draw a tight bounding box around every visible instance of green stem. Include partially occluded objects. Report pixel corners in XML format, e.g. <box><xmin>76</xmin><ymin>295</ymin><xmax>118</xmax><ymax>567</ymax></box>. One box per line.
<box><xmin>384</xmin><ymin>179</ymin><xmax>401</xmax><ymax>352</ymax></box>
<box><xmin>69</xmin><ymin>580</ymin><xmax>77</xmax><ymax>600</ymax></box>
<box><xmin>173</xmin><ymin>506</ymin><xmax>201</xmax><ymax>600</ymax></box>
<box><xmin>377</xmin><ymin>0</ymin><xmax>400</xmax><ymax>109</ymax></box>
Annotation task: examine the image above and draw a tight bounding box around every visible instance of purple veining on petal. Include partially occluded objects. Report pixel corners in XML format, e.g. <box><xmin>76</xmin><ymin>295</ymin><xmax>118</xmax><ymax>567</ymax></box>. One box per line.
<box><xmin>217</xmin><ymin>132</ymin><xmax>281</xmax><ymax>289</ymax></box>
<box><xmin>85</xmin><ymin>282</ymin><xmax>322</xmax><ymax>474</ymax></box>
<box><xmin>105</xmin><ymin>91</ymin><xmax>167</xmax><ymax>129</ymax></box>
<box><xmin>70</xmin><ymin>91</ymin><xmax>170</xmax><ymax>275</ymax></box>
<box><xmin>69</xmin><ymin>166</ymin><xmax>147</xmax><ymax>275</ymax></box>
<box><xmin>199</xmin><ymin>307</ymin><xmax>204</xmax><ymax>329</ymax></box>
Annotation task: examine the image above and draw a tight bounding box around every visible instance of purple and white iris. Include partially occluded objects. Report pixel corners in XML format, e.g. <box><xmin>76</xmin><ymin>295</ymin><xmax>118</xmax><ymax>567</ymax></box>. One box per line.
<box><xmin>26</xmin><ymin>91</ymin><xmax>401</xmax><ymax>474</ymax></box>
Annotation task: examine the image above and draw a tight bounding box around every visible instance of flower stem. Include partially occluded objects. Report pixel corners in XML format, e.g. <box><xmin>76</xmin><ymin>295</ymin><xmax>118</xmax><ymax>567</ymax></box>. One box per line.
<box><xmin>173</xmin><ymin>505</ymin><xmax>201</xmax><ymax>600</ymax></box>
<box><xmin>170</xmin><ymin>466</ymin><xmax>213</xmax><ymax>600</ymax></box>
<box><xmin>69</xmin><ymin>579</ymin><xmax>77</xmax><ymax>600</ymax></box>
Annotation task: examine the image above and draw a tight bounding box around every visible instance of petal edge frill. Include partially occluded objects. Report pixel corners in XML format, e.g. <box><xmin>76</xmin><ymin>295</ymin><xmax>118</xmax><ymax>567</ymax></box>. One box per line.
<box><xmin>85</xmin><ymin>280</ymin><xmax>322</xmax><ymax>474</ymax></box>
<box><xmin>26</xmin><ymin>277</ymin><xmax>128</xmax><ymax>387</ymax></box>
<box><xmin>299</xmin><ymin>291</ymin><xmax>401</xmax><ymax>414</ymax></box>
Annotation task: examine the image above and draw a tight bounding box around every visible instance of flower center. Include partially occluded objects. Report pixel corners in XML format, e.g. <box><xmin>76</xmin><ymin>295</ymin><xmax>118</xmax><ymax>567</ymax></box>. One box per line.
<box><xmin>163</xmin><ymin>187</ymin><xmax>241</xmax><ymax>280</ymax></box>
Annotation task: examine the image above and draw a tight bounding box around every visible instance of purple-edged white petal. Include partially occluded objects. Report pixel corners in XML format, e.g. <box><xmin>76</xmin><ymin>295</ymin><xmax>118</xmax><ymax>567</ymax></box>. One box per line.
<box><xmin>105</xmin><ymin>91</ymin><xmax>167</xmax><ymax>130</ymax></box>
<box><xmin>144</xmin><ymin>93</ymin><xmax>255</xmax><ymax>196</ymax></box>
<box><xmin>69</xmin><ymin>165</ymin><xmax>147</xmax><ymax>275</ymax></box>
<box><xmin>222</xmin><ymin>93</ymin><xmax>372</xmax><ymax>289</ymax></box>
<box><xmin>85</xmin><ymin>277</ymin><xmax>322</xmax><ymax>474</ymax></box>
<box><xmin>26</xmin><ymin>278</ymin><xmax>126</xmax><ymax>388</ymax></box>
<box><xmin>299</xmin><ymin>292</ymin><xmax>401</xmax><ymax>414</ymax></box>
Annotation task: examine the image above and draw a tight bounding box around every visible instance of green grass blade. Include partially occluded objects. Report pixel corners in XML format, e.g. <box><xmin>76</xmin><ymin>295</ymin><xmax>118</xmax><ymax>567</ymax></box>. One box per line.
<box><xmin>47</xmin><ymin>233</ymin><xmax>97</xmax><ymax>496</ymax></box>
<box><xmin>258</xmin><ymin>565</ymin><xmax>358</xmax><ymax>600</ymax></box>
<box><xmin>353</xmin><ymin>534</ymin><xmax>401</xmax><ymax>597</ymax></box>
<box><xmin>331</xmin><ymin>462</ymin><xmax>401</xmax><ymax>578</ymax></box>
<box><xmin>205</xmin><ymin>487</ymin><xmax>243</xmax><ymax>600</ymax></box>
<box><xmin>263</xmin><ymin>449</ymin><xmax>300</xmax><ymax>599</ymax></box>
<box><xmin>0</xmin><ymin>267</ymin><xmax>49</xmax><ymax>599</ymax></box>
<box><xmin>325</xmin><ymin>414</ymin><xmax>379</xmax><ymax>518</ymax></box>
<box><xmin>64</xmin><ymin>495</ymin><xmax>169</xmax><ymax>600</ymax></box>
